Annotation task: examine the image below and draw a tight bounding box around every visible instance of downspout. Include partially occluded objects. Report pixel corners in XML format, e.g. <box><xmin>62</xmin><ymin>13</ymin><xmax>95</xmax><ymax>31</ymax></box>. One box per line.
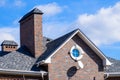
<box><xmin>23</xmin><ymin>74</ymin><xmax>25</xmax><ymax>80</ymax></box>
<box><xmin>41</xmin><ymin>72</ymin><xmax>44</xmax><ymax>80</ymax></box>
<box><xmin>104</xmin><ymin>73</ymin><xmax>109</xmax><ymax>79</ymax></box>
<box><xmin>36</xmin><ymin>60</ymin><xmax>48</xmax><ymax>80</ymax></box>
<box><xmin>41</xmin><ymin>71</ymin><xmax>48</xmax><ymax>80</ymax></box>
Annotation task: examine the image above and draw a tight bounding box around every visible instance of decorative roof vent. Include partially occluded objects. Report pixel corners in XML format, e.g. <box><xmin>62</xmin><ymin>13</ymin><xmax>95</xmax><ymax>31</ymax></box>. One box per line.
<box><xmin>1</xmin><ymin>40</ymin><xmax>18</xmax><ymax>52</ymax></box>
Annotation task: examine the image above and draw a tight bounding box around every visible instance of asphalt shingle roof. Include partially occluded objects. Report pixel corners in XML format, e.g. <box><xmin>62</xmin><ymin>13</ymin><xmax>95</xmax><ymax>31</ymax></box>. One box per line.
<box><xmin>37</xmin><ymin>29</ymin><xmax>78</xmax><ymax>61</ymax></box>
<box><xmin>106</xmin><ymin>57</ymin><xmax>120</xmax><ymax>72</ymax></box>
<box><xmin>0</xmin><ymin>37</ymin><xmax>51</xmax><ymax>71</ymax></box>
<box><xmin>0</xmin><ymin>47</ymin><xmax>38</xmax><ymax>71</ymax></box>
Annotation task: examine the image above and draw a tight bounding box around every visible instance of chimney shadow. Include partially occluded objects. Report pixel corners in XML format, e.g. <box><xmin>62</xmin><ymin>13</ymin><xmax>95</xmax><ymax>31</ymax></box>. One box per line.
<box><xmin>31</xmin><ymin>64</ymin><xmax>41</xmax><ymax>71</ymax></box>
<box><xmin>0</xmin><ymin>51</ymin><xmax>9</xmax><ymax>57</ymax></box>
<box><xmin>16</xmin><ymin>46</ymin><xmax>34</xmax><ymax>58</ymax></box>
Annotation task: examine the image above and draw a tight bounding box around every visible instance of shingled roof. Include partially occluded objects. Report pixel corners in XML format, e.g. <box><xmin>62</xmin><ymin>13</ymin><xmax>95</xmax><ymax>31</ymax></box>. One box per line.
<box><xmin>106</xmin><ymin>57</ymin><xmax>120</xmax><ymax>72</ymax></box>
<box><xmin>0</xmin><ymin>37</ymin><xmax>51</xmax><ymax>71</ymax></box>
<box><xmin>37</xmin><ymin>29</ymin><xmax>78</xmax><ymax>61</ymax></box>
<box><xmin>0</xmin><ymin>48</ymin><xmax>37</xmax><ymax>71</ymax></box>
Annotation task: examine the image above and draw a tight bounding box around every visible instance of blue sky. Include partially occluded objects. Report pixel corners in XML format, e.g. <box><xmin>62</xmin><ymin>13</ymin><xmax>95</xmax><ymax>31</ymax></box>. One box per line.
<box><xmin>0</xmin><ymin>0</ymin><xmax>120</xmax><ymax>60</ymax></box>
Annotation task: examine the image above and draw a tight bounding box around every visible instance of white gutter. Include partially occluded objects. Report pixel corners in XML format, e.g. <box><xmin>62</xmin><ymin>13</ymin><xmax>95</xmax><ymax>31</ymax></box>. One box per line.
<box><xmin>0</xmin><ymin>68</ymin><xmax>47</xmax><ymax>76</ymax></box>
<box><xmin>105</xmin><ymin>72</ymin><xmax>120</xmax><ymax>77</ymax></box>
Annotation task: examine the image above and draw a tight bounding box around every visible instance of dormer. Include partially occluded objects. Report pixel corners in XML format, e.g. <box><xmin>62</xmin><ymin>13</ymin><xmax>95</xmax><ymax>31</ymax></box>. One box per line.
<box><xmin>1</xmin><ymin>40</ymin><xmax>18</xmax><ymax>52</ymax></box>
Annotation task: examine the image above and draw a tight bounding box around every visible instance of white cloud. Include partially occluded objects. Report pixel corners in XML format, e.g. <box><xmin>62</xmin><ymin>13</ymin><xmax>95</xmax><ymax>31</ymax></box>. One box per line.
<box><xmin>0</xmin><ymin>0</ymin><xmax>6</xmax><ymax>7</ymax></box>
<box><xmin>35</xmin><ymin>2</ymin><xmax>62</xmax><ymax>17</ymax></box>
<box><xmin>14</xmin><ymin>0</ymin><xmax>26</xmax><ymax>7</ymax></box>
<box><xmin>77</xmin><ymin>2</ymin><xmax>120</xmax><ymax>46</ymax></box>
<box><xmin>43</xmin><ymin>21</ymin><xmax>69</xmax><ymax>39</ymax></box>
<box><xmin>0</xmin><ymin>27</ymin><xmax>19</xmax><ymax>46</ymax></box>
<box><xmin>0</xmin><ymin>33</ymin><xmax>14</xmax><ymax>41</ymax></box>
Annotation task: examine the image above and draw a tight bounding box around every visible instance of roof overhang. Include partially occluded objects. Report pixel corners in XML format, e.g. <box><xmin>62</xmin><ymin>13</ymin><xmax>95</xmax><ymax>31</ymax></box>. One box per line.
<box><xmin>43</xmin><ymin>29</ymin><xmax>112</xmax><ymax>66</ymax></box>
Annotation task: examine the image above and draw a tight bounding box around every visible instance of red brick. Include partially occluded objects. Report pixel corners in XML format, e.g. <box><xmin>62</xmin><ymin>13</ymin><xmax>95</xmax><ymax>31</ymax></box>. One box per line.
<box><xmin>20</xmin><ymin>14</ymin><xmax>43</xmax><ymax>58</ymax></box>
<box><xmin>48</xmin><ymin>34</ymin><xmax>104</xmax><ymax>80</ymax></box>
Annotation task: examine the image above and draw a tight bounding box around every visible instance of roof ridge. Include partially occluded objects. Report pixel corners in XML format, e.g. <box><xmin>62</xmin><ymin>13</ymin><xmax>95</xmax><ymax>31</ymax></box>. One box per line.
<box><xmin>50</xmin><ymin>29</ymin><xmax>79</xmax><ymax>43</ymax></box>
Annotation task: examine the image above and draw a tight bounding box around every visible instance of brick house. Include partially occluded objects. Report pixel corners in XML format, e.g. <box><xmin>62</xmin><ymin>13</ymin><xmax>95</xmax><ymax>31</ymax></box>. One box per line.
<box><xmin>0</xmin><ymin>8</ymin><xmax>119</xmax><ymax>80</ymax></box>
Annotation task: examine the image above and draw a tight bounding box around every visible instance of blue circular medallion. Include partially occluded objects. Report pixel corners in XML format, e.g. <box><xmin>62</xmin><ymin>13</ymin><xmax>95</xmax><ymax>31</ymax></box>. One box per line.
<box><xmin>72</xmin><ymin>49</ymin><xmax>80</xmax><ymax>57</ymax></box>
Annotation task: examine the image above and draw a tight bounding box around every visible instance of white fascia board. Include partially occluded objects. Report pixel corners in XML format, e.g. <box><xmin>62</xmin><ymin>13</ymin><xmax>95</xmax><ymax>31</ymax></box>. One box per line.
<box><xmin>105</xmin><ymin>72</ymin><xmax>120</xmax><ymax>77</ymax></box>
<box><xmin>45</xmin><ymin>30</ymin><xmax>79</xmax><ymax>63</ymax></box>
<box><xmin>45</xmin><ymin>57</ymin><xmax>51</xmax><ymax>63</ymax></box>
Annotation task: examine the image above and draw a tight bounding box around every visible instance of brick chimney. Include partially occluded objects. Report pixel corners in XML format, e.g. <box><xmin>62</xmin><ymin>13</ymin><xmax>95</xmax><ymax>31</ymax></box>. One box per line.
<box><xmin>19</xmin><ymin>8</ymin><xmax>43</xmax><ymax>58</ymax></box>
<box><xmin>1</xmin><ymin>40</ymin><xmax>18</xmax><ymax>52</ymax></box>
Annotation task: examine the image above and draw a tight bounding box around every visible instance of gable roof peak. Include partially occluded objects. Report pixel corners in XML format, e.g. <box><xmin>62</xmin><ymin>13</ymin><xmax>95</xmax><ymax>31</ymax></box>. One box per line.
<box><xmin>39</xmin><ymin>28</ymin><xmax>111</xmax><ymax>66</ymax></box>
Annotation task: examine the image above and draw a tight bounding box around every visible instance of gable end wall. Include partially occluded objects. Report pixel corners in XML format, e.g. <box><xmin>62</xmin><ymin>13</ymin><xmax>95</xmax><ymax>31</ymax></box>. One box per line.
<box><xmin>48</xmin><ymin>34</ymin><xmax>104</xmax><ymax>80</ymax></box>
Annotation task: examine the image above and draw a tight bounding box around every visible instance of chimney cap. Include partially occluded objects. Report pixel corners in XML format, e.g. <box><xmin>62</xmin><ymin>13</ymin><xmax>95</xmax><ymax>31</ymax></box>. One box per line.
<box><xmin>1</xmin><ymin>40</ymin><xmax>18</xmax><ymax>46</ymax></box>
<box><xmin>19</xmin><ymin>8</ymin><xmax>43</xmax><ymax>22</ymax></box>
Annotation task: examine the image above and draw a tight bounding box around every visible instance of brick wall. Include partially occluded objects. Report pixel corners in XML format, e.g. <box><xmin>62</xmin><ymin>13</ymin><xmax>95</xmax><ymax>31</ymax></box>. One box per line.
<box><xmin>20</xmin><ymin>13</ymin><xmax>43</xmax><ymax>58</ymax></box>
<box><xmin>2</xmin><ymin>45</ymin><xmax>17</xmax><ymax>52</ymax></box>
<box><xmin>48</xmin><ymin>34</ymin><xmax>104</xmax><ymax>80</ymax></box>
